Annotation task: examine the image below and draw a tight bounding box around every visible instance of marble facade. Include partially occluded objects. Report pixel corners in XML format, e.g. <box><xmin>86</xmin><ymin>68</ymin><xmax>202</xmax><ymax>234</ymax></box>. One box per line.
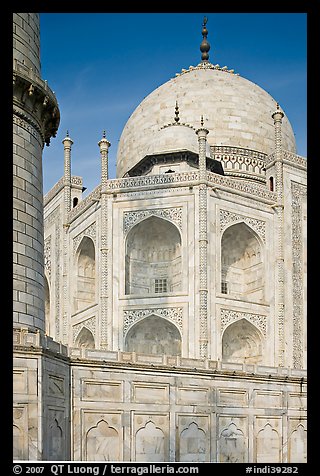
<box><xmin>13</xmin><ymin>13</ymin><xmax>307</xmax><ymax>462</ymax></box>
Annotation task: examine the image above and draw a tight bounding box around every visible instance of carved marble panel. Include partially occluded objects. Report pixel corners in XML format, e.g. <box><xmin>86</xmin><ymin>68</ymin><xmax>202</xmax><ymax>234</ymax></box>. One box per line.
<box><xmin>132</xmin><ymin>382</ymin><xmax>169</xmax><ymax>404</ymax></box>
<box><xmin>288</xmin><ymin>420</ymin><xmax>307</xmax><ymax>463</ymax></box>
<box><xmin>219</xmin><ymin>209</ymin><xmax>266</xmax><ymax>243</ymax></box>
<box><xmin>47</xmin><ymin>375</ymin><xmax>65</xmax><ymax>399</ymax></box>
<box><xmin>13</xmin><ymin>406</ymin><xmax>28</xmax><ymax>460</ymax></box>
<box><xmin>178</xmin><ymin>419</ymin><xmax>209</xmax><ymax>462</ymax></box>
<box><xmin>253</xmin><ymin>391</ymin><xmax>283</xmax><ymax>409</ymax></box>
<box><xmin>84</xmin><ymin>412</ymin><xmax>122</xmax><ymax>461</ymax></box>
<box><xmin>176</xmin><ymin>387</ymin><xmax>209</xmax><ymax>405</ymax></box>
<box><xmin>123</xmin><ymin>207</ymin><xmax>182</xmax><ymax>235</ymax></box>
<box><xmin>73</xmin><ymin>222</ymin><xmax>96</xmax><ymax>255</ymax></box>
<box><xmin>217</xmin><ymin>388</ymin><xmax>248</xmax><ymax>407</ymax></box>
<box><xmin>47</xmin><ymin>409</ymin><xmax>65</xmax><ymax>460</ymax></box>
<box><xmin>133</xmin><ymin>413</ymin><xmax>169</xmax><ymax>462</ymax></box>
<box><xmin>123</xmin><ymin>307</ymin><xmax>183</xmax><ymax>334</ymax></box>
<box><xmin>218</xmin><ymin>417</ymin><xmax>248</xmax><ymax>463</ymax></box>
<box><xmin>255</xmin><ymin>419</ymin><xmax>281</xmax><ymax>463</ymax></box>
<box><xmin>82</xmin><ymin>380</ymin><xmax>123</xmax><ymax>402</ymax></box>
<box><xmin>220</xmin><ymin>309</ymin><xmax>267</xmax><ymax>337</ymax></box>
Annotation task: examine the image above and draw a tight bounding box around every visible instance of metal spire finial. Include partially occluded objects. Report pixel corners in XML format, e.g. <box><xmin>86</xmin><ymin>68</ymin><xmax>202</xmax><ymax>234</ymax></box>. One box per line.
<box><xmin>103</xmin><ymin>130</ymin><xmax>106</xmax><ymax>138</ymax></box>
<box><xmin>200</xmin><ymin>16</ymin><xmax>210</xmax><ymax>62</ymax></box>
<box><xmin>174</xmin><ymin>101</ymin><xmax>180</xmax><ymax>123</ymax></box>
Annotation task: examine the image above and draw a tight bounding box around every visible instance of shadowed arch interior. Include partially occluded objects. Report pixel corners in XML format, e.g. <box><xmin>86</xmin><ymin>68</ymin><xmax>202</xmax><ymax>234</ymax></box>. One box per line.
<box><xmin>75</xmin><ymin>236</ymin><xmax>96</xmax><ymax>311</ymax></box>
<box><xmin>125</xmin><ymin>315</ymin><xmax>181</xmax><ymax>356</ymax></box>
<box><xmin>125</xmin><ymin>216</ymin><xmax>182</xmax><ymax>295</ymax></box>
<box><xmin>222</xmin><ymin>318</ymin><xmax>263</xmax><ymax>364</ymax></box>
<box><xmin>221</xmin><ymin>222</ymin><xmax>264</xmax><ymax>302</ymax></box>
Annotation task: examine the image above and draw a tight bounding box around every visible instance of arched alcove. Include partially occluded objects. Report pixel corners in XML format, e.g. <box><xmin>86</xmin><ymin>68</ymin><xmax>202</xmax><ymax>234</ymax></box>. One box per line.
<box><xmin>179</xmin><ymin>422</ymin><xmax>207</xmax><ymax>462</ymax></box>
<box><xmin>48</xmin><ymin>418</ymin><xmax>63</xmax><ymax>460</ymax></box>
<box><xmin>125</xmin><ymin>315</ymin><xmax>181</xmax><ymax>356</ymax></box>
<box><xmin>75</xmin><ymin>327</ymin><xmax>95</xmax><ymax>349</ymax></box>
<box><xmin>219</xmin><ymin>422</ymin><xmax>246</xmax><ymax>463</ymax></box>
<box><xmin>75</xmin><ymin>236</ymin><xmax>96</xmax><ymax>312</ymax></box>
<box><xmin>221</xmin><ymin>222</ymin><xmax>264</xmax><ymax>302</ymax></box>
<box><xmin>13</xmin><ymin>425</ymin><xmax>24</xmax><ymax>460</ymax></box>
<box><xmin>135</xmin><ymin>421</ymin><xmax>165</xmax><ymax>462</ymax></box>
<box><xmin>256</xmin><ymin>423</ymin><xmax>280</xmax><ymax>463</ymax></box>
<box><xmin>125</xmin><ymin>216</ymin><xmax>182</xmax><ymax>295</ymax></box>
<box><xmin>222</xmin><ymin>318</ymin><xmax>262</xmax><ymax>364</ymax></box>
<box><xmin>288</xmin><ymin>424</ymin><xmax>307</xmax><ymax>463</ymax></box>
<box><xmin>86</xmin><ymin>420</ymin><xmax>120</xmax><ymax>461</ymax></box>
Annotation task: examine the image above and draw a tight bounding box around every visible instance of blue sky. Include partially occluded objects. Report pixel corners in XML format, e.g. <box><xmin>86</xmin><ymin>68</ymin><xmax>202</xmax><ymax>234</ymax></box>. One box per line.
<box><xmin>40</xmin><ymin>13</ymin><xmax>307</xmax><ymax>196</ymax></box>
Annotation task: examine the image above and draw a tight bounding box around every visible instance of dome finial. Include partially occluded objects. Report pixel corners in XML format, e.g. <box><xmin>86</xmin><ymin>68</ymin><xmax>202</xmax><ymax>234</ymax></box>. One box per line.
<box><xmin>200</xmin><ymin>16</ymin><xmax>210</xmax><ymax>62</ymax></box>
<box><xmin>174</xmin><ymin>101</ymin><xmax>180</xmax><ymax>123</ymax></box>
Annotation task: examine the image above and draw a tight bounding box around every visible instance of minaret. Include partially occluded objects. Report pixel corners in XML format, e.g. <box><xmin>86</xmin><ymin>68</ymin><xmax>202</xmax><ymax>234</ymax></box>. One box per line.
<box><xmin>196</xmin><ymin>116</ymin><xmax>209</xmax><ymax>359</ymax></box>
<box><xmin>13</xmin><ymin>13</ymin><xmax>60</xmax><ymax>333</ymax></box>
<box><xmin>271</xmin><ymin>103</ymin><xmax>285</xmax><ymax>367</ymax></box>
<box><xmin>62</xmin><ymin>131</ymin><xmax>73</xmax><ymax>214</ymax></box>
<box><xmin>61</xmin><ymin>132</ymin><xmax>73</xmax><ymax>342</ymax></box>
<box><xmin>98</xmin><ymin>131</ymin><xmax>111</xmax><ymax>348</ymax></box>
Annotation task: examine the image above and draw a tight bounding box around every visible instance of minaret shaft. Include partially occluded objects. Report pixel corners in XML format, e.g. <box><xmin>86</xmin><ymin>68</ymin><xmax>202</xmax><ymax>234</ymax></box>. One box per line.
<box><xmin>98</xmin><ymin>132</ymin><xmax>111</xmax><ymax>348</ymax></box>
<box><xmin>196</xmin><ymin>124</ymin><xmax>209</xmax><ymax>358</ymax></box>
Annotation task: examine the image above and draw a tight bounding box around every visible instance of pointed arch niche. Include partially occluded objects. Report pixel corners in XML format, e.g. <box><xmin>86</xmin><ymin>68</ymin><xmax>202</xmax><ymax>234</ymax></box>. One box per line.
<box><xmin>125</xmin><ymin>315</ymin><xmax>181</xmax><ymax>356</ymax></box>
<box><xmin>222</xmin><ymin>318</ymin><xmax>263</xmax><ymax>364</ymax></box>
<box><xmin>75</xmin><ymin>327</ymin><xmax>95</xmax><ymax>349</ymax></box>
<box><xmin>125</xmin><ymin>216</ymin><xmax>182</xmax><ymax>295</ymax></box>
<box><xmin>74</xmin><ymin>236</ymin><xmax>96</xmax><ymax>312</ymax></box>
<box><xmin>221</xmin><ymin>222</ymin><xmax>264</xmax><ymax>302</ymax></box>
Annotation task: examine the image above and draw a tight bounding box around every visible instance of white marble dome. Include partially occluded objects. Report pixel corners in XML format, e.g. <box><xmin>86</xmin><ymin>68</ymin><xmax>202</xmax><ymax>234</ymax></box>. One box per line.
<box><xmin>116</xmin><ymin>64</ymin><xmax>296</xmax><ymax>178</ymax></box>
<box><xmin>144</xmin><ymin>122</ymin><xmax>211</xmax><ymax>158</ymax></box>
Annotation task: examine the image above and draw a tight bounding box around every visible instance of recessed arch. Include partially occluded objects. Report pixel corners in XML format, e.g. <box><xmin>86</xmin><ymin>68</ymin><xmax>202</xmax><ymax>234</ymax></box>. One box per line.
<box><xmin>221</xmin><ymin>222</ymin><xmax>264</xmax><ymax>302</ymax></box>
<box><xmin>75</xmin><ymin>236</ymin><xmax>96</xmax><ymax>312</ymax></box>
<box><xmin>75</xmin><ymin>327</ymin><xmax>95</xmax><ymax>349</ymax></box>
<box><xmin>125</xmin><ymin>215</ymin><xmax>182</xmax><ymax>295</ymax></box>
<box><xmin>135</xmin><ymin>421</ymin><xmax>165</xmax><ymax>462</ymax></box>
<box><xmin>222</xmin><ymin>318</ymin><xmax>263</xmax><ymax>364</ymax></box>
<box><xmin>256</xmin><ymin>423</ymin><xmax>280</xmax><ymax>463</ymax></box>
<box><xmin>86</xmin><ymin>419</ymin><xmax>120</xmax><ymax>461</ymax></box>
<box><xmin>125</xmin><ymin>314</ymin><xmax>181</xmax><ymax>356</ymax></box>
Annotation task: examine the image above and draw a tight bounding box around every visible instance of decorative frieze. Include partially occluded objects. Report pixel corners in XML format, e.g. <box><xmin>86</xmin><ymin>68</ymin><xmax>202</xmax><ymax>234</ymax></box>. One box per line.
<box><xmin>211</xmin><ymin>145</ymin><xmax>267</xmax><ymax>181</ymax></box>
<box><xmin>106</xmin><ymin>171</ymin><xmax>277</xmax><ymax>203</ymax></box>
<box><xmin>13</xmin><ymin>112</ymin><xmax>43</xmax><ymax>146</ymax></box>
<box><xmin>220</xmin><ymin>309</ymin><xmax>267</xmax><ymax>337</ymax></box>
<box><xmin>219</xmin><ymin>209</ymin><xmax>266</xmax><ymax>243</ymax></box>
<box><xmin>207</xmin><ymin>172</ymin><xmax>276</xmax><ymax>202</ymax></box>
<box><xmin>123</xmin><ymin>207</ymin><xmax>182</xmax><ymax>235</ymax></box>
<box><xmin>45</xmin><ymin>206</ymin><xmax>61</xmax><ymax>339</ymax></box>
<box><xmin>291</xmin><ymin>181</ymin><xmax>307</xmax><ymax>369</ymax></box>
<box><xmin>265</xmin><ymin>150</ymin><xmax>307</xmax><ymax>169</ymax></box>
<box><xmin>123</xmin><ymin>307</ymin><xmax>183</xmax><ymax>335</ymax></box>
<box><xmin>44</xmin><ymin>236</ymin><xmax>51</xmax><ymax>279</ymax></box>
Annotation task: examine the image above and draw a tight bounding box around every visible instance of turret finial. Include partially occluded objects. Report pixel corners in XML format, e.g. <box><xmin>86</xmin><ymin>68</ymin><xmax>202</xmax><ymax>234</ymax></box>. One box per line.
<box><xmin>200</xmin><ymin>16</ymin><xmax>210</xmax><ymax>62</ymax></box>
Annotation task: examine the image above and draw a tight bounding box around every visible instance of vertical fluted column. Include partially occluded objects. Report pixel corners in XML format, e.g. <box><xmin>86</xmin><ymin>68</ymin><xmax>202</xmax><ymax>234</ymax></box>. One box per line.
<box><xmin>98</xmin><ymin>132</ymin><xmax>111</xmax><ymax>348</ymax></box>
<box><xmin>196</xmin><ymin>119</ymin><xmax>209</xmax><ymax>359</ymax></box>
<box><xmin>272</xmin><ymin>105</ymin><xmax>285</xmax><ymax>367</ymax></box>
